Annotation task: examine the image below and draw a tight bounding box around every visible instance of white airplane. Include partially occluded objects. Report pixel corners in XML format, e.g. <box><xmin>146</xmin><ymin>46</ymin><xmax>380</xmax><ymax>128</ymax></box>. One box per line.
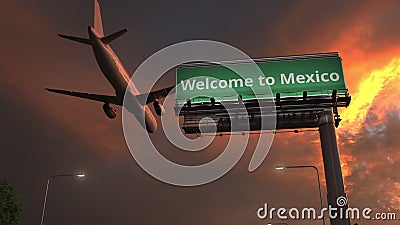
<box><xmin>46</xmin><ymin>0</ymin><xmax>173</xmax><ymax>133</ymax></box>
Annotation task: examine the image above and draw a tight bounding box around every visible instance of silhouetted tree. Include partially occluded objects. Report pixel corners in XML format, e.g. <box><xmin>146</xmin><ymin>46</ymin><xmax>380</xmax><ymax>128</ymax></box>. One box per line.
<box><xmin>0</xmin><ymin>179</ymin><xmax>23</xmax><ymax>225</ymax></box>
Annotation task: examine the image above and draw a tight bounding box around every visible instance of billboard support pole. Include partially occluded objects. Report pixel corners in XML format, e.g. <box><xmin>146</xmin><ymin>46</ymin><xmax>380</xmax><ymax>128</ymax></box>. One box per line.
<box><xmin>318</xmin><ymin>110</ymin><xmax>351</xmax><ymax>225</ymax></box>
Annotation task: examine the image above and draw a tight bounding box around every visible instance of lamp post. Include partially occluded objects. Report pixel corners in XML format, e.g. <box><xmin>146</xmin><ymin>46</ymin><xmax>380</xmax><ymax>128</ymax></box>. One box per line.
<box><xmin>40</xmin><ymin>173</ymin><xmax>85</xmax><ymax>225</ymax></box>
<box><xmin>276</xmin><ymin>165</ymin><xmax>324</xmax><ymax>225</ymax></box>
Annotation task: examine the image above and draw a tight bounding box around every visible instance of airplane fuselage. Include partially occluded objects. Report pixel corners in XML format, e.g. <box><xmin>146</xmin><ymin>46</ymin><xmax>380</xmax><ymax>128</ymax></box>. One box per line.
<box><xmin>88</xmin><ymin>26</ymin><xmax>157</xmax><ymax>133</ymax></box>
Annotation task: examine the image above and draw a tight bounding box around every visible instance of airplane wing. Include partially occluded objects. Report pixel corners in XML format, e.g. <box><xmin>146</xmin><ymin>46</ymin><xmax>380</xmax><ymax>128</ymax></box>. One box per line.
<box><xmin>135</xmin><ymin>86</ymin><xmax>175</xmax><ymax>105</ymax></box>
<box><xmin>45</xmin><ymin>88</ymin><xmax>122</xmax><ymax>105</ymax></box>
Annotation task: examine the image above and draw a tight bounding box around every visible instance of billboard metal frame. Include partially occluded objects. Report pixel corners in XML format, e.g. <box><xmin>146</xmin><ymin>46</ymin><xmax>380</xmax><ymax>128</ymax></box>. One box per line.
<box><xmin>175</xmin><ymin>52</ymin><xmax>351</xmax><ymax>134</ymax></box>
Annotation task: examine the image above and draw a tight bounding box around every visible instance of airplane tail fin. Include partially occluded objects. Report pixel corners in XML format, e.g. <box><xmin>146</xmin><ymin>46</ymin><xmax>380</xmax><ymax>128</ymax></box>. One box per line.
<box><xmin>58</xmin><ymin>34</ymin><xmax>91</xmax><ymax>45</ymax></box>
<box><xmin>58</xmin><ymin>0</ymin><xmax>127</xmax><ymax>45</ymax></box>
<box><xmin>101</xmin><ymin>28</ymin><xmax>128</xmax><ymax>44</ymax></box>
<box><xmin>94</xmin><ymin>0</ymin><xmax>128</xmax><ymax>44</ymax></box>
<box><xmin>94</xmin><ymin>0</ymin><xmax>104</xmax><ymax>37</ymax></box>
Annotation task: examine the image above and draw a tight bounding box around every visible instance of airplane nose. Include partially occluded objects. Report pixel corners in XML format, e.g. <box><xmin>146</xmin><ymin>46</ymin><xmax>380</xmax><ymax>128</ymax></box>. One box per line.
<box><xmin>144</xmin><ymin>105</ymin><xmax>157</xmax><ymax>133</ymax></box>
<box><xmin>145</xmin><ymin>115</ymin><xmax>157</xmax><ymax>133</ymax></box>
<box><xmin>146</xmin><ymin>123</ymin><xmax>157</xmax><ymax>133</ymax></box>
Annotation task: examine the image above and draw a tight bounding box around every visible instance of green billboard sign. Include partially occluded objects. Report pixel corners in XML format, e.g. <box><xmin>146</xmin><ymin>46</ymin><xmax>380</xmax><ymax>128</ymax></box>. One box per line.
<box><xmin>176</xmin><ymin>53</ymin><xmax>346</xmax><ymax>104</ymax></box>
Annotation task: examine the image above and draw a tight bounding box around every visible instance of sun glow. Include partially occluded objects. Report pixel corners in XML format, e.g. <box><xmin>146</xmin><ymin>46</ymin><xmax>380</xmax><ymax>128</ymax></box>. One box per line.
<box><xmin>336</xmin><ymin>55</ymin><xmax>400</xmax><ymax>210</ymax></box>
<box><xmin>338</xmin><ymin>57</ymin><xmax>400</xmax><ymax>134</ymax></box>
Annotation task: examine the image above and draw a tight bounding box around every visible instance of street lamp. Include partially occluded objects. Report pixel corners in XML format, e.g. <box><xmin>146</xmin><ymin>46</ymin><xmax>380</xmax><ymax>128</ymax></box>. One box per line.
<box><xmin>40</xmin><ymin>173</ymin><xmax>85</xmax><ymax>225</ymax></box>
<box><xmin>275</xmin><ymin>165</ymin><xmax>324</xmax><ymax>225</ymax></box>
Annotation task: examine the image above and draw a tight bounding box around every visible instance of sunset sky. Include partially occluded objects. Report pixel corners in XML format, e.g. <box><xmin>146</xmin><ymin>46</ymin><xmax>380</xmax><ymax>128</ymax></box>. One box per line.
<box><xmin>1</xmin><ymin>0</ymin><xmax>399</xmax><ymax>224</ymax></box>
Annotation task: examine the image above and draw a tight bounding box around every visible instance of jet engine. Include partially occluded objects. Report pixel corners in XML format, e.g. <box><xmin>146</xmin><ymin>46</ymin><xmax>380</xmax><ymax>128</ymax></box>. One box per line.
<box><xmin>102</xmin><ymin>103</ymin><xmax>116</xmax><ymax>119</ymax></box>
<box><xmin>153</xmin><ymin>99</ymin><xmax>165</xmax><ymax>116</ymax></box>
